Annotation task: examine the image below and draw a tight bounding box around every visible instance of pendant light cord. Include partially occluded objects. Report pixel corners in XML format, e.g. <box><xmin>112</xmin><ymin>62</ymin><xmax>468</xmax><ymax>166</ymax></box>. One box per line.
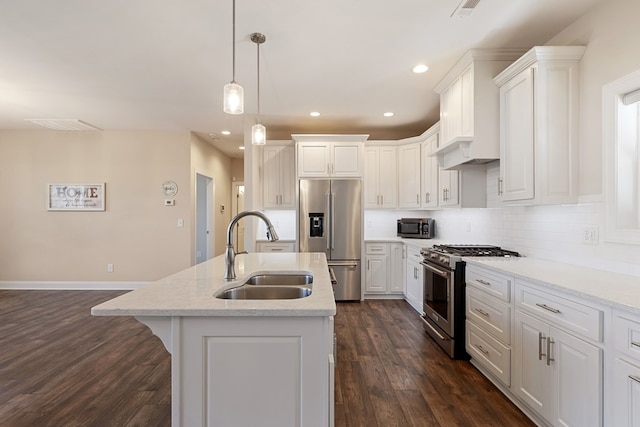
<box><xmin>232</xmin><ymin>0</ymin><xmax>236</xmax><ymax>83</ymax></box>
<box><xmin>256</xmin><ymin>41</ymin><xmax>261</xmax><ymax>120</ymax></box>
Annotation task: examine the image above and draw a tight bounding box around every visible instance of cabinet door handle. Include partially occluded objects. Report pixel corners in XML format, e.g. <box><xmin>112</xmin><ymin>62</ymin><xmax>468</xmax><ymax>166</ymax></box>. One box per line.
<box><xmin>476</xmin><ymin>279</ymin><xmax>491</xmax><ymax>287</ymax></box>
<box><xmin>271</xmin><ymin>248</ymin><xmax>283</xmax><ymax>251</ymax></box>
<box><xmin>381</xmin><ymin>195</ymin><xmax>384</xmax><ymax>205</ymax></box>
<box><xmin>547</xmin><ymin>338</ymin><xmax>555</xmax><ymax>366</ymax></box>
<box><xmin>631</xmin><ymin>341</ymin><xmax>640</xmax><ymax>349</ymax></box>
<box><xmin>475</xmin><ymin>344</ymin><xmax>489</xmax><ymax>356</ymax></box>
<box><xmin>536</xmin><ymin>303</ymin><xmax>561</xmax><ymax>314</ymax></box>
<box><xmin>629</xmin><ymin>375</ymin><xmax>640</xmax><ymax>384</ymax></box>
<box><xmin>425</xmin><ymin>192</ymin><xmax>430</xmax><ymax>203</ymax></box>
<box><xmin>474</xmin><ymin>308</ymin><xmax>490</xmax><ymax>317</ymax></box>
<box><xmin>538</xmin><ymin>332</ymin><xmax>546</xmax><ymax>360</ymax></box>
<box><xmin>498</xmin><ymin>178</ymin><xmax>503</xmax><ymax>196</ymax></box>
<box><xmin>416</xmin><ymin>194</ymin><xmax>419</xmax><ymax>204</ymax></box>
<box><xmin>367</xmin><ymin>260</ymin><xmax>370</xmax><ymax>270</ymax></box>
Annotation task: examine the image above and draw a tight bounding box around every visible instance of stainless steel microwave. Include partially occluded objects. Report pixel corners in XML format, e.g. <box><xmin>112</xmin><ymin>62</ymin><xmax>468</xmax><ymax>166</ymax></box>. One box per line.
<box><xmin>397</xmin><ymin>218</ymin><xmax>435</xmax><ymax>239</ymax></box>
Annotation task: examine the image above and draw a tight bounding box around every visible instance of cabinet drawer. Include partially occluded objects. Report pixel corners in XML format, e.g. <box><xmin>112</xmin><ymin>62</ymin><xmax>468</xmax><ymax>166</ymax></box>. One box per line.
<box><xmin>614</xmin><ymin>313</ymin><xmax>640</xmax><ymax>361</ymax></box>
<box><xmin>406</xmin><ymin>245</ymin><xmax>422</xmax><ymax>263</ymax></box>
<box><xmin>256</xmin><ymin>242</ymin><xmax>296</xmax><ymax>252</ymax></box>
<box><xmin>466</xmin><ymin>264</ymin><xmax>513</xmax><ymax>302</ymax></box>
<box><xmin>466</xmin><ymin>287</ymin><xmax>511</xmax><ymax>345</ymax></box>
<box><xmin>466</xmin><ymin>320</ymin><xmax>511</xmax><ymax>386</ymax></box>
<box><xmin>365</xmin><ymin>243</ymin><xmax>389</xmax><ymax>255</ymax></box>
<box><xmin>515</xmin><ymin>281</ymin><xmax>603</xmax><ymax>342</ymax></box>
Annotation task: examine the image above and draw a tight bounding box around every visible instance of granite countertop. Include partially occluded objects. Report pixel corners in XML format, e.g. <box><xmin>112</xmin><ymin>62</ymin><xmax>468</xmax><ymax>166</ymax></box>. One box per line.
<box><xmin>91</xmin><ymin>252</ymin><xmax>336</xmax><ymax>317</ymax></box>
<box><xmin>464</xmin><ymin>257</ymin><xmax>640</xmax><ymax>314</ymax></box>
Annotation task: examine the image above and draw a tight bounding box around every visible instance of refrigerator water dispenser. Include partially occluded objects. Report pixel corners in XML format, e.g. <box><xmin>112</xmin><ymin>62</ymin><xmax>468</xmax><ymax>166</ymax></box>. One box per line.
<box><xmin>309</xmin><ymin>213</ymin><xmax>324</xmax><ymax>237</ymax></box>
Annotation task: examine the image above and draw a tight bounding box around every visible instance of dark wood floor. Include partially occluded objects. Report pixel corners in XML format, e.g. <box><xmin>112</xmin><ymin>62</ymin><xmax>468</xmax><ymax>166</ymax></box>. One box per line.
<box><xmin>0</xmin><ymin>291</ymin><xmax>535</xmax><ymax>426</ymax></box>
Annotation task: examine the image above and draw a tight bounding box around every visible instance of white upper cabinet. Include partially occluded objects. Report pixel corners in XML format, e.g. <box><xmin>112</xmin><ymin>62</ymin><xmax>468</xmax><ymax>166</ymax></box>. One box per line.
<box><xmin>433</xmin><ymin>49</ymin><xmax>526</xmax><ymax>170</ymax></box>
<box><xmin>494</xmin><ymin>46</ymin><xmax>586</xmax><ymax>205</ymax></box>
<box><xmin>398</xmin><ymin>142</ymin><xmax>422</xmax><ymax>209</ymax></box>
<box><xmin>262</xmin><ymin>144</ymin><xmax>296</xmax><ymax>209</ymax></box>
<box><xmin>364</xmin><ymin>145</ymin><xmax>397</xmax><ymax>209</ymax></box>
<box><xmin>293</xmin><ymin>134</ymin><xmax>368</xmax><ymax>178</ymax></box>
<box><xmin>421</xmin><ymin>126</ymin><xmax>440</xmax><ymax>209</ymax></box>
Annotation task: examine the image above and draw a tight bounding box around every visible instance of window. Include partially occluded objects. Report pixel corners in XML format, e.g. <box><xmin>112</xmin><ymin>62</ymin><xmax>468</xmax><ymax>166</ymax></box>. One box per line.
<box><xmin>604</xmin><ymin>70</ymin><xmax>640</xmax><ymax>244</ymax></box>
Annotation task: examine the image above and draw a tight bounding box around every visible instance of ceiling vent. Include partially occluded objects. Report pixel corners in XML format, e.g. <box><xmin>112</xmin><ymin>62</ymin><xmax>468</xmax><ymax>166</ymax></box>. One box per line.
<box><xmin>25</xmin><ymin>119</ymin><xmax>102</xmax><ymax>131</ymax></box>
<box><xmin>451</xmin><ymin>0</ymin><xmax>481</xmax><ymax>17</ymax></box>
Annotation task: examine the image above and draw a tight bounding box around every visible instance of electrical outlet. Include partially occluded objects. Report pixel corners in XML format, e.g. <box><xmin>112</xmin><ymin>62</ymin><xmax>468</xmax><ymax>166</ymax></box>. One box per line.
<box><xmin>582</xmin><ymin>226</ymin><xmax>599</xmax><ymax>245</ymax></box>
<box><xmin>107</xmin><ymin>263</ymin><xmax>114</xmax><ymax>273</ymax></box>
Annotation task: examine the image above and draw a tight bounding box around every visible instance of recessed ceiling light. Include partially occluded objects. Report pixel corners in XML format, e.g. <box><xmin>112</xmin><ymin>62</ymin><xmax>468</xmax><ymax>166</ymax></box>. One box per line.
<box><xmin>239</xmin><ymin>146</ymin><xmax>245</xmax><ymax>150</ymax></box>
<box><xmin>221</xmin><ymin>130</ymin><xmax>231</xmax><ymax>135</ymax></box>
<box><xmin>310</xmin><ymin>112</ymin><xmax>320</xmax><ymax>117</ymax></box>
<box><xmin>413</xmin><ymin>64</ymin><xmax>429</xmax><ymax>74</ymax></box>
<box><xmin>383</xmin><ymin>112</ymin><xmax>394</xmax><ymax>117</ymax></box>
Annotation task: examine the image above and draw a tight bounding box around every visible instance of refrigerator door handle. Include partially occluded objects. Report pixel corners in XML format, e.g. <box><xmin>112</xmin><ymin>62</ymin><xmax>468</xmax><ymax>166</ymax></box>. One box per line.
<box><xmin>331</xmin><ymin>191</ymin><xmax>335</xmax><ymax>250</ymax></box>
<box><xmin>326</xmin><ymin>191</ymin><xmax>331</xmax><ymax>251</ymax></box>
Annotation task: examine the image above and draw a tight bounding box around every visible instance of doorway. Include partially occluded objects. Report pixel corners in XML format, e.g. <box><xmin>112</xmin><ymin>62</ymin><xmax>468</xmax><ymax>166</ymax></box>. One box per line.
<box><xmin>231</xmin><ymin>182</ymin><xmax>245</xmax><ymax>252</ymax></box>
<box><xmin>195</xmin><ymin>173</ymin><xmax>214</xmax><ymax>264</ymax></box>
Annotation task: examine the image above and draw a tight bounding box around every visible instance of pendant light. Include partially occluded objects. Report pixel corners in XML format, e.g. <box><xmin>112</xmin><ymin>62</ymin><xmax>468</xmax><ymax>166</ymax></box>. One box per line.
<box><xmin>223</xmin><ymin>0</ymin><xmax>243</xmax><ymax>114</ymax></box>
<box><xmin>251</xmin><ymin>32</ymin><xmax>266</xmax><ymax>145</ymax></box>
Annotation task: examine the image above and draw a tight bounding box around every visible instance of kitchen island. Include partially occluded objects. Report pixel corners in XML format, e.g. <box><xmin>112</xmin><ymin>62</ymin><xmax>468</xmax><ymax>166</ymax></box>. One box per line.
<box><xmin>92</xmin><ymin>252</ymin><xmax>336</xmax><ymax>427</ymax></box>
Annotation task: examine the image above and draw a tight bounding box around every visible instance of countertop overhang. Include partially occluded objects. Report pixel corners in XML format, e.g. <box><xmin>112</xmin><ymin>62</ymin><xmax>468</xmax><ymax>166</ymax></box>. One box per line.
<box><xmin>91</xmin><ymin>252</ymin><xmax>336</xmax><ymax>317</ymax></box>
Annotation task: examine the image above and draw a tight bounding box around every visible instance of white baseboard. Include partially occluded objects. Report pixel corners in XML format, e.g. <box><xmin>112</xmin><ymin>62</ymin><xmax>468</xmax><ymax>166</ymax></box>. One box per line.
<box><xmin>0</xmin><ymin>281</ymin><xmax>151</xmax><ymax>290</ymax></box>
<box><xmin>363</xmin><ymin>293</ymin><xmax>406</xmax><ymax>300</ymax></box>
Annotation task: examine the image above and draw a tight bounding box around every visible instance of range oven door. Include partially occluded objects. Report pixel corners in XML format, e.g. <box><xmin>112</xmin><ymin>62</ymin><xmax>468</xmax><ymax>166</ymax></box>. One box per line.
<box><xmin>421</xmin><ymin>260</ymin><xmax>455</xmax><ymax>338</ymax></box>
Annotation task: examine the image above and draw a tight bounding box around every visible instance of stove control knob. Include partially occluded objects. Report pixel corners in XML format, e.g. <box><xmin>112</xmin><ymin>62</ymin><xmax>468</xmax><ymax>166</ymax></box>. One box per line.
<box><xmin>440</xmin><ymin>255</ymin><xmax>448</xmax><ymax>264</ymax></box>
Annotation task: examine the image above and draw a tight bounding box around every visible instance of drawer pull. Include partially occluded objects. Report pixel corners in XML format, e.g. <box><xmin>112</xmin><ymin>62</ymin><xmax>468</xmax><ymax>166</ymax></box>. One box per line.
<box><xmin>476</xmin><ymin>279</ymin><xmax>491</xmax><ymax>286</ymax></box>
<box><xmin>474</xmin><ymin>308</ymin><xmax>490</xmax><ymax>317</ymax></box>
<box><xmin>630</xmin><ymin>375</ymin><xmax>640</xmax><ymax>384</ymax></box>
<box><xmin>475</xmin><ymin>344</ymin><xmax>489</xmax><ymax>356</ymax></box>
<box><xmin>631</xmin><ymin>341</ymin><xmax>640</xmax><ymax>349</ymax></box>
<box><xmin>538</xmin><ymin>332</ymin><xmax>546</xmax><ymax>360</ymax></box>
<box><xmin>536</xmin><ymin>303</ymin><xmax>561</xmax><ymax>314</ymax></box>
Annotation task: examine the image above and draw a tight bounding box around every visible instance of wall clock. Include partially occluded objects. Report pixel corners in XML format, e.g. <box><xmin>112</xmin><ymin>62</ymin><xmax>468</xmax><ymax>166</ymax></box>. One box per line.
<box><xmin>162</xmin><ymin>181</ymin><xmax>178</xmax><ymax>197</ymax></box>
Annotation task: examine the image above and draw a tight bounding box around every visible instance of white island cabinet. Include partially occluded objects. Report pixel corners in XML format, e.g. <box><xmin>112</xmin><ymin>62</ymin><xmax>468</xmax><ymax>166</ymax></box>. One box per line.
<box><xmin>92</xmin><ymin>252</ymin><xmax>336</xmax><ymax>427</ymax></box>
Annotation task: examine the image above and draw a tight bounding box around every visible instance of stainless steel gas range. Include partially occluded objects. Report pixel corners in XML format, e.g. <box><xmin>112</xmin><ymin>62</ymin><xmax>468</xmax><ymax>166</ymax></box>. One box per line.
<box><xmin>420</xmin><ymin>244</ymin><xmax>520</xmax><ymax>359</ymax></box>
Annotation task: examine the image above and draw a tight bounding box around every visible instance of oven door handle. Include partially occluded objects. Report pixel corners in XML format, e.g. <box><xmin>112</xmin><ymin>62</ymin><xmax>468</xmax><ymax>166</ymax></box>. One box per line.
<box><xmin>420</xmin><ymin>262</ymin><xmax>450</xmax><ymax>278</ymax></box>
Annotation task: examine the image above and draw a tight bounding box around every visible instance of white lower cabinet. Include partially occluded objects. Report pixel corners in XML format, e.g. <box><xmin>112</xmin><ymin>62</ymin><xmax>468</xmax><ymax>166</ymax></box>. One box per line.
<box><xmin>364</xmin><ymin>242</ymin><xmax>403</xmax><ymax>296</ymax></box>
<box><xmin>514</xmin><ymin>283</ymin><xmax>603</xmax><ymax>427</ymax></box>
<box><xmin>611</xmin><ymin>312</ymin><xmax>640</xmax><ymax>427</ymax></box>
<box><xmin>466</xmin><ymin>263</ymin><xmax>609</xmax><ymax>427</ymax></box>
<box><xmin>404</xmin><ymin>245</ymin><xmax>423</xmax><ymax>313</ymax></box>
<box><xmin>466</xmin><ymin>265</ymin><xmax>514</xmax><ymax>387</ymax></box>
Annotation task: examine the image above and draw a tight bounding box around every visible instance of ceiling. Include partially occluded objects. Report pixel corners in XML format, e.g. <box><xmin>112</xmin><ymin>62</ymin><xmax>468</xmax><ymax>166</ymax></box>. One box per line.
<box><xmin>0</xmin><ymin>0</ymin><xmax>601</xmax><ymax>159</ymax></box>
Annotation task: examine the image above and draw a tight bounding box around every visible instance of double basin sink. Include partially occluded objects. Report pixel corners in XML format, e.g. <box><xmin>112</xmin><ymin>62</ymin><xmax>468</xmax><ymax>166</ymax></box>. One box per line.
<box><xmin>215</xmin><ymin>273</ymin><xmax>313</xmax><ymax>300</ymax></box>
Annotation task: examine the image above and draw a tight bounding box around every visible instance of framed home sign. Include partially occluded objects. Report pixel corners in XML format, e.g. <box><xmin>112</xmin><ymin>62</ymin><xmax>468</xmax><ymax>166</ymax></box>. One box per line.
<box><xmin>47</xmin><ymin>183</ymin><xmax>106</xmax><ymax>211</ymax></box>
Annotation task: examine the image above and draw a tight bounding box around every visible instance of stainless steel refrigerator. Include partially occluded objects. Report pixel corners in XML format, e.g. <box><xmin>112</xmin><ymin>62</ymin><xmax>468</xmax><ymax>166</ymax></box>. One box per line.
<box><xmin>299</xmin><ymin>179</ymin><xmax>362</xmax><ymax>301</ymax></box>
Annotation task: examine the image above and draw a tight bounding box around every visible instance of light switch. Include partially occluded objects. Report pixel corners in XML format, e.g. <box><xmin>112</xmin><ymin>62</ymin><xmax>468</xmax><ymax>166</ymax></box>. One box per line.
<box><xmin>177</xmin><ymin>219</ymin><xmax>184</xmax><ymax>227</ymax></box>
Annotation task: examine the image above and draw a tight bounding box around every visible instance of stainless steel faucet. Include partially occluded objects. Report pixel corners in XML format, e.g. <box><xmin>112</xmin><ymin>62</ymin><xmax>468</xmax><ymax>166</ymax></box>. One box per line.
<box><xmin>224</xmin><ymin>210</ymin><xmax>279</xmax><ymax>281</ymax></box>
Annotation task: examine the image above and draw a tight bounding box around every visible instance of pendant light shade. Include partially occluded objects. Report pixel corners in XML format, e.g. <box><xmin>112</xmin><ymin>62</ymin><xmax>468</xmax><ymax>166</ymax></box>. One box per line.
<box><xmin>251</xmin><ymin>32</ymin><xmax>267</xmax><ymax>145</ymax></box>
<box><xmin>223</xmin><ymin>0</ymin><xmax>243</xmax><ymax>114</ymax></box>
<box><xmin>223</xmin><ymin>82</ymin><xmax>243</xmax><ymax>114</ymax></box>
<box><xmin>251</xmin><ymin>123</ymin><xmax>266</xmax><ymax>145</ymax></box>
